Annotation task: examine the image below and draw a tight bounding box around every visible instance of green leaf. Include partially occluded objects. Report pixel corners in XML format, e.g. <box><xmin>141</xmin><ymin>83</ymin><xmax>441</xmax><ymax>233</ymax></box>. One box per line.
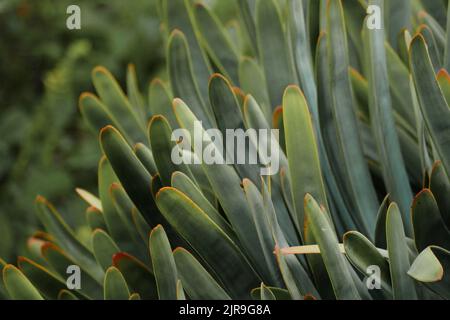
<box><xmin>343</xmin><ymin>231</ymin><xmax>392</xmax><ymax>296</ymax></box>
<box><xmin>156</xmin><ymin>187</ymin><xmax>260</xmax><ymax>299</ymax></box>
<box><xmin>149</xmin><ymin>225</ymin><xmax>178</xmax><ymax>300</ymax></box>
<box><xmin>176</xmin><ymin>280</ymin><xmax>186</xmax><ymax>300</ymax></box>
<box><xmin>364</xmin><ymin>1</ymin><xmax>413</xmax><ymax>233</ymax></box>
<box><xmin>437</xmin><ymin>69</ymin><xmax>450</xmax><ymax>106</ymax></box>
<box><xmin>429</xmin><ymin>161</ymin><xmax>450</xmax><ymax>229</ymax></box>
<box><xmin>327</xmin><ymin>0</ymin><xmax>379</xmax><ymax>235</ymax></box>
<box><xmin>173</xmin><ymin>99</ymin><xmax>268</xmax><ymax>276</ymax></box>
<box><xmin>133</xmin><ymin>142</ymin><xmax>158</xmax><ymax>177</ymax></box>
<box><xmin>91</xmin><ymin>229</ymin><xmax>120</xmax><ymax>271</ymax></box>
<box><xmin>385</xmin><ymin>0</ymin><xmax>411</xmax><ymax>50</ymax></box>
<box><xmin>41</xmin><ymin>243</ymin><xmax>102</xmax><ymax>299</ymax></box>
<box><xmin>148</xmin><ymin>115</ymin><xmax>193</xmax><ymax>186</ymax></box>
<box><xmin>410</xmin><ymin>34</ymin><xmax>450</xmax><ymax>176</ymax></box>
<box><xmin>35</xmin><ymin>196</ymin><xmax>103</xmax><ymax>283</ymax></box>
<box><xmin>256</xmin><ymin>0</ymin><xmax>297</xmax><ymax>109</ymax></box>
<box><xmin>58</xmin><ymin>289</ymin><xmax>79</xmax><ymax>300</ymax></box>
<box><xmin>283</xmin><ymin>85</ymin><xmax>328</xmax><ymax>237</ymax></box>
<box><xmin>386</xmin><ymin>203</ymin><xmax>418</xmax><ymax>299</ymax></box>
<box><xmin>148</xmin><ymin>79</ymin><xmax>177</xmax><ymax>128</ymax></box>
<box><xmin>304</xmin><ymin>194</ymin><xmax>360</xmax><ymax>300</ymax></box>
<box><xmin>76</xmin><ymin>188</ymin><xmax>102</xmax><ymax>212</ymax></box>
<box><xmin>92</xmin><ymin>66</ymin><xmax>146</xmax><ymax>143</ymax></box>
<box><xmin>408</xmin><ymin>246</ymin><xmax>450</xmax><ymax>299</ymax></box>
<box><xmin>250</xmin><ymin>286</ymin><xmax>291</xmax><ymax>300</ymax></box>
<box><xmin>112</xmin><ymin>252</ymin><xmax>158</xmax><ymax>300</ymax></box>
<box><xmin>374</xmin><ymin>195</ymin><xmax>390</xmax><ymax>250</ymax></box>
<box><xmin>79</xmin><ymin>93</ymin><xmax>118</xmax><ymax>138</ymax></box>
<box><xmin>173</xmin><ymin>248</ymin><xmax>231</xmax><ymax>300</ymax></box>
<box><xmin>260</xmin><ymin>283</ymin><xmax>276</xmax><ymax>300</ymax></box>
<box><xmin>103</xmin><ymin>266</ymin><xmax>130</xmax><ymax>300</ymax></box>
<box><xmin>126</xmin><ymin>64</ymin><xmax>146</xmax><ymax>119</ymax></box>
<box><xmin>411</xmin><ymin>189</ymin><xmax>450</xmax><ymax>251</ymax></box>
<box><xmin>18</xmin><ymin>256</ymin><xmax>81</xmax><ymax>300</ymax></box>
<box><xmin>3</xmin><ymin>265</ymin><xmax>43</xmax><ymax>300</ymax></box>
<box><xmin>171</xmin><ymin>171</ymin><xmax>235</xmax><ymax>241</ymax></box>
<box><xmin>194</xmin><ymin>3</ymin><xmax>240</xmax><ymax>84</ymax></box>
<box><xmin>167</xmin><ymin>30</ymin><xmax>214</xmax><ymax>128</ymax></box>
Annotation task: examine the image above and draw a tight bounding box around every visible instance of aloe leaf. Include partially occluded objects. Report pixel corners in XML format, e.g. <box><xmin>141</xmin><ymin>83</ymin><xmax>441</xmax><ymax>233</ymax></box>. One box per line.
<box><xmin>437</xmin><ymin>69</ymin><xmax>450</xmax><ymax>106</ymax></box>
<box><xmin>236</xmin><ymin>0</ymin><xmax>257</xmax><ymax>55</ymax></box>
<box><xmin>238</xmin><ymin>58</ymin><xmax>271</xmax><ymax>119</ymax></box>
<box><xmin>429</xmin><ymin>161</ymin><xmax>450</xmax><ymax>229</ymax></box>
<box><xmin>148</xmin><ymin>79</ymin><xmax>177</xmax><ymax>128</ymax></box>
<box><xmin>288</xmin><ymin>0</ymin><xmax>317</xmax><ymax>119</ymax></box>
<box><xmin>173</xmin><ymin>99</ymin><xmax>268</xmax><ymax>276</ymax></box>
<box><xmin>256</xmin><ymin>0</ymin><xmax>297</xmax><ymax>109</ymax></box>
<box><xmin>385</xmin><ymin>0</ymin><xmax>411</xmax><ymax>50</ymax></box>
<box><xmin>420</xmin><ymin>2</ymin><xmax>447</xmax><ymax>30</ymax></box>
<box><xmin>411</xmin><ymin>189</ymin><xmax>450</xmax><ymax>251</ymax></box>
<box><xmin>133</xmin><ymin>142</ymin><xmax>158</xmax><ymax>176</ymax></box>
<box><xmin>156</xmin><ymin>187</ymin><xmax>260</xmax><ymax>299</ymax></box>
<box><xmin>126</xmin><ymin>64</ymin><xmax>146</xmax><ymax>119</ymax></box>
<box><xmin>386</xmin><ymin>203</ymin><xmax>418</xmax><ymax>299</ymax></box>
<box><xmin>171</xmin><ymin>171</ymin><xmax>235</xmax><ymax>241</ymax></box>
<box><xmin>41</xmin><ymin>243</ymin><xmax>102</xmax><ymax>299</ymax></box>
<box><xmin>343</xmin><ymin>231</ymin><xmax>392</xmax><ymax>297</ymax></box>
<box><xmin>263</xmin><ymin>180</ymin><xmax>319</xmax><ymax>299</ymax></box>
<box><xmin>79</xmin><ymin>93</ymin><xmax>121</xmax><ymax>138</ymax></box>
<box><xmin>173</xmin><ymin>248</ymin><xmax>231</xmax><ymax>300</ymax></box>
<box><xmin>167</xmin><ymin>30</ymin><xmax>214</xmax><ymax>128</ymax></box>
<box><xmin>129</xmin><ymin>293</ymin><xmax>141</xmax><ymax>300</ymax></box>
<box><xmin>98</xmin><ymin>157</ymin><xmax>134</xmax><ymax>252</ymax></box>
<box><xmin>208</xmin><ymin>73</ymin><xmax>260</xmax><ymax>185</ymax></box>
<box><xmin>58</xmin><ymin>289</ymin><xmax>79</xmax><ymax>300</ymax></box>
<box><xmin>408</xmin><ymin>246</ymin><xmax>450</xmax><ymax>299</ymax></box>
<box><xmin>18</xmin><ymin>256</ymin><xmax>85</xmax><ymax>300</ymax></box>
<box><xmin>91</xmin><ymin>229</ymin><xmax>120</xmax><ymax>271</ymax></box>
<box><xmin>149</xmin><ymin>225</ymin><xmax>178</xmax><ymax>300</ymax></box>
<box><xmin>194</xmin><ymin>3</ymin><xmax>240</xmax><ymax>84</ymax></box>
<box><xmin>112</xmin><ymin>252</ymin><xmax>158</xmax><ymax>300</ymax></box>
<box><xmin>131</xmin><ymin>207</ymin><xmax>152</xmax><ymax>245</ymax></box>
<box><xmin>92</xmin><ymin>66</ymin><xmax>146</xmax><ymax>143</ymax></box>
<box><xmin>410</xmin><ymin>34</ymin><xmax>450</xmax><ymax>176</ymax></box>
<box><xmin>304</xmin><ymin>194</ymin><xmax>360</xmax><ymax>300</ymax></box>
<box><xmin>176</xmin><ymin>280</ymin><xmax>186</xmax><ymax>300</ymax></box>
<box><xmin>328</xmin><ymin>0</ymin><xmax>380</xmax><ymax>236</ymax></box>
<box><xmin>418</xmin><ymin>24</ymin><xmax>443</xmax><ymax>71</ymax></box>
<box><xmin>3</xmin><ymin>265</ymin><xmax>43</xmax><ymax>300</ymax></box>
<box><xmin>374</xmin><ymin>195</ymin><xmax>390</xmax><ymax>250</ymax></box>
<box><xmin>283</xmin><ymin>85</ymin><xmax>328</xmax><ymax>237</ymax></box>
<box><xmin>76</xmin><ymin>188</ymin><xmax>102</xmax><ymax>212</ymax></box>
<box><xmin>243</xmin><ymin>179</ymin><xmax>283</xmax><ymax>287</ymax></box>
<box><xmin>251</xmin><ymin>286</ymin><xmax>291</xmax><ymax>300</ymax></box>
<box><xmin>85</xmin><ymin>207</ymin><xmax>106</xmax><ymax>232</ymax></box>
<box><xmin>100</xmin><ymin>126</ymin><xmax>166</xmax><ymax>229</ymax></box>
<box><xmin>149</xmin><ymin>115</ymin><xmax>194</xmax><ymax>186</ymax></box>
<box><xmin>110</xmin><ymin>183</ymin><xmax>148</xmax><ymax>259</ymax></box>
<box><xmin>260</xmin><ymin>283</ymin><xmax>276</xmax><ymax>300</ymax></box>
<box><xmin>35</xmin><ymin>196</ymin><xmax>103</xmax><ymax>283</ymax></box>
<box><xmin>103</xmin><ymin>266</ymin><xmax>130</xmax><ymax>300</ymax></box>
<box><xmin>365</xmin><ymin>0</ymin><xmax>413</xmax><ymax>233</ymax></box>
<box><xmin>162</xmin><ymin>0</ymin><xmax>211</xmax><ymax>98</ymax></box>
<box><xmin>445</xmin><ymin>4</ymin><xmax>450</xmax><ymax>71</ymax></box>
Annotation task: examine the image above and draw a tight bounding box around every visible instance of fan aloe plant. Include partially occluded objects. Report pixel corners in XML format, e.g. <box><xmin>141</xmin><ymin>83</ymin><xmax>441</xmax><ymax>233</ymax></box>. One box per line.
<box><xmin>2</xmin><ymin>0</ymin><xmax>450</xmax><ymax>300</ymax></box>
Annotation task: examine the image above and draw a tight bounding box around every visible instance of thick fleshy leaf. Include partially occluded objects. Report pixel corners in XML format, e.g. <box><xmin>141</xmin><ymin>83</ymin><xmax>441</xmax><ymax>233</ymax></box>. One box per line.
<box><xmin>386</xmin><ymin>203</ymin><xmax>418</xmax><ymax>299</ymax></box>
<box><xmin>103</xmin><ymin>266</ymin><xmax>130</xmax><ymax>300</ymax></box>
<box><xmin>148</xmin><ymin>79</ymin><xmax>177</xmax><ymax>128</ymax></box>
<box><xmin>256</xmin><ymin>0</ymin><xmax>297</xmax><ymax>109</ymax></box>
<box><xmin>133</xmin><ymin>143</ymin><xmax>157</xmax><ymax>176</ymax></box>
<box><xmin>149</xmin><ymin>225</ymin><xmax>178</xmax><ymax>300</ymax></box>
<box><xmin>411</xmin><ymin>189</ymin><xmax>450</xmax><ymax>251</ymax></box>
<box><xmin>260</xmin><ymin>283</ymin><xmax>276</xmax><ymax>300</ymax></box>
<box><xmin>250</xmin><ymin>286</ymin><xmax>291</xmax><ymax>300</ymax></box>
<box><xmin>3</xmin><ymin>265</ymin><xmax>43</xmax><ymax>300</ymax></box>
<box><xmin>343</xmin><ymin>231</ymin><xmax>392</xmax><ymax>297</ymax></box>
<box><xmin>304</xmin><ymin>194</ymin><xmax>360</xmax><ymax>300</ymax></box>
<box><xmin>91</xmin><ymin>229</ymin><xmax>120</xmax><ymax>271</ymax></box>
<box><xmin>173</xmin><ymin>248</ymin><xmax>230</xmax><ymax>300</ymax></box>
<box><xmin>430</xmin><ymin>161</ymin><xmax>450</xmax><ymax>229</ymax></box>
<box><xmin>35</xmin><ymin>196</ymin><xmax>103</xmax><ymax>283</ymax></box>
<box><xmin>156</xmin><ymin>187</ymin><xmax>260</xmax><ymax>299</ymax></box>
<box><xmin>410</xmin><ymin>34</ymin><xmax>450</xmax><ymax>176</ymax></box>
<box><xmin>75</xmin><ymin>188</ymin><xmax>102</xmax><ymax>212</ymax></box>
<box><xmin>112</xmin><ymin>252</ymin><xmax>158</xmax><ymax>300</ymax></box>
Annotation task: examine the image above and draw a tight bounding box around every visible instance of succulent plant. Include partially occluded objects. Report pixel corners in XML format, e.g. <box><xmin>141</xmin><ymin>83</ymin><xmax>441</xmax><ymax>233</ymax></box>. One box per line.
<box><xmin>1</xmin><ymin>0</ymin><xmax>450</xmax><ymax>300</ymax></box>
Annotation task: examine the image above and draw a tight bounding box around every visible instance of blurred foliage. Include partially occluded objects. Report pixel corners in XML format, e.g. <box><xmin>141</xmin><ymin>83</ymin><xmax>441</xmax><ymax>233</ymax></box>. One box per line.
<box><xmin>0</xmin><ymin>0</ymin><xmax>164</xmax><ymax>259</ymax></box>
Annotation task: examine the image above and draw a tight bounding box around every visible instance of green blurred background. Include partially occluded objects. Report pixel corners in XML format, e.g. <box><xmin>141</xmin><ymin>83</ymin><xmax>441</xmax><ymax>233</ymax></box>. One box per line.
<box><xmin>0</xmin><ymin>0</ymin><xmax>166</xmax><ymax>259</ymax></box>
